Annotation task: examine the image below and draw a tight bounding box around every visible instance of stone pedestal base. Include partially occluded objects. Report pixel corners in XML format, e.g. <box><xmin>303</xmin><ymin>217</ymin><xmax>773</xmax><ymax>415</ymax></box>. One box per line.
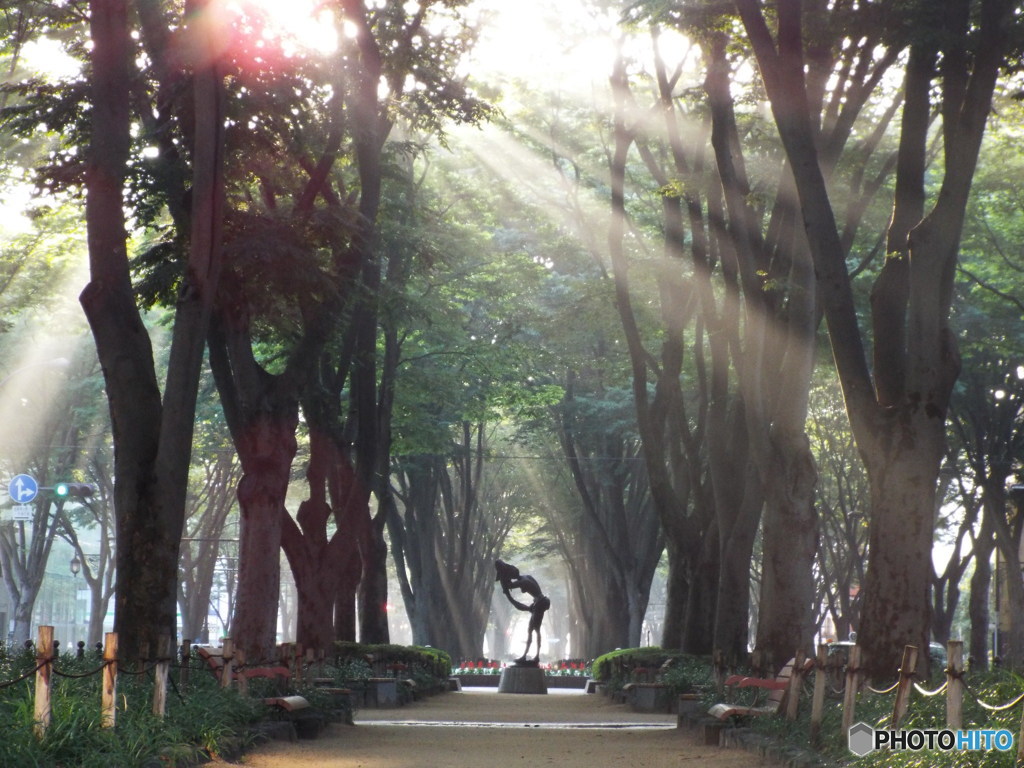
<box><xmin>498</xmin><ymin>666</ymin><xmax>548</xmax><ymax>694</ymax></box>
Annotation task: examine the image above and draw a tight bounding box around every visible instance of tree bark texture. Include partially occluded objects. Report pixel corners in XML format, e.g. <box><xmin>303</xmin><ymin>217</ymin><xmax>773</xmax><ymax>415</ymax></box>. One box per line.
<box><xmin>230</xmin><ymin>412</ymin><xmax>297</xmax><ymax>659</ymax></box>
<box><xmin>968</xmin><ymin>514</ymin><xmax>994</xmax><ymax>670</ymax></box>
<box><xmin>755</xmin><ymin>429</ymin><xmax>819</xmax><ymax>668</ymax></box>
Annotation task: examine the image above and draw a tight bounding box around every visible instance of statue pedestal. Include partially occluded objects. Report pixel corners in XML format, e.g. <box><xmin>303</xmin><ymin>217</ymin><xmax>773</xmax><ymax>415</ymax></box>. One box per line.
<box><xmin>498</xmin><ymin>665</ymin><xmax>548</xmax><ymax>694</ymax></box>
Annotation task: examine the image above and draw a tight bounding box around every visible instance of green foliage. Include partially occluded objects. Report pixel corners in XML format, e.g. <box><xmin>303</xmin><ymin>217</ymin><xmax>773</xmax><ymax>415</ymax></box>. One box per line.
<box><xmin>382</xmin><ymin>148</ymin><xmax>561</xmax><ymax>455</ymax></box>
<box><xmin>658</xmin><ymin>655</ymin><xmax>715</xmax><ymax>696</ymax></box>
<box><xmin>0</xmin><ymin>203</ymin><xmax>82</xmax><ymax>335</ymax></box>
<box><xmin>743</xmin><ymin>668</ymin><xmax>1024</xmax><ymax>767</ymax></box>
<box><xmin>590</xmin><ymin>646</ymin><xmax>684</xmax><ymax>684</ymax></box>
<box><xmin>334</xmin><ymin>641</ymin><xmax>453</xmax><ymax>685</ymax></box>
<box><xmin>0</xmin><ymin>647</ymin><xmax>261</xmax><ymax>768</ymax></box>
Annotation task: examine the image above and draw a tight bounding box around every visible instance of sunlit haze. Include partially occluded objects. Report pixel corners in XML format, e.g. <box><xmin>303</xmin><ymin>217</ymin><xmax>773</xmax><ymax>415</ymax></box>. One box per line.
<box><xmin>468</xmin><ymin>0</ymin><xmax>618</xmax><ymax>93</ymax></box>
<box><xmin>223</xmin><ymin>0</ymin><xmax>340</xmax><ymax>56</ymax></box>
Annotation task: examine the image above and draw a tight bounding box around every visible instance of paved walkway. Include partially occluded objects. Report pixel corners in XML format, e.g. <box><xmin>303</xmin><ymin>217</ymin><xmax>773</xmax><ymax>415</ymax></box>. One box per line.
<box><xmin>223</xmin><ymin>687</ymin><xmax>762</xmax><ymax>768</ymax></box>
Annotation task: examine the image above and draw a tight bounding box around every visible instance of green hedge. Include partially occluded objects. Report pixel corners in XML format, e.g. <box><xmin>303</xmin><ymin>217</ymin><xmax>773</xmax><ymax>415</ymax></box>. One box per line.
<box><xmin>333</xmin><ymin>642</ymin><xmax>452</xmax><ymax>686</ymax></box>
<box><xmin>591</xmin><ymin>647</ymin><xmax>684</xmax><ymax>682</ymax></box>
<box><xmin>591</xmin><ymin>647</ymin><xmax>712</xmax><ymax>697</ymax></box>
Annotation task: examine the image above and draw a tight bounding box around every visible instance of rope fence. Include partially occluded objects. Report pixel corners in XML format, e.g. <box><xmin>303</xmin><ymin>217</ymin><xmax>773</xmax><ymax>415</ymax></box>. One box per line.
<box><xmin>712</xmin><ymin>639</ymin><xmax>1024</xmax><ymax>761</ymax></box>
<box><xmin>15</xmin><ymin>626</ymin><xmax>128</xmax><ymax>736</ymax></box>
<box><xmin>0</xmin><ymin>627</ymin><xmax>329</xmax><ymax>739</ymax></box>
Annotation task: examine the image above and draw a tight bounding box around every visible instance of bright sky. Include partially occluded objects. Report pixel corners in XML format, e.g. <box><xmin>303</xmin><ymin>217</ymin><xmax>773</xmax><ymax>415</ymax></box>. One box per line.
<box><xmin>467</xmin><ymin>0</ymin><xmax>618</xmax><ymax>91</ymax></box>
<box><xmin>0</xmin><ymin>0</ymin><xmax>685</xmax><ymax>238</ymax></box>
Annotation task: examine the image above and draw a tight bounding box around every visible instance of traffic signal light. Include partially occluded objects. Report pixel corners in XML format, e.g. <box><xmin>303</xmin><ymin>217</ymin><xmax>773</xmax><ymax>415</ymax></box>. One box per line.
<box><xmin>54</xmin><ymin>482</ymin><xmax>94</xmax><ymax>499</ymax></box>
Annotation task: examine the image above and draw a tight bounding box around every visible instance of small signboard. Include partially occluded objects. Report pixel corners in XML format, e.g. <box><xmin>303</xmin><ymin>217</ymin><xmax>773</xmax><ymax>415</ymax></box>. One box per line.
<box><xmin>10</xmin><ymin>504</ymin><xmax>33</xmax><ymax>521</ymax></box>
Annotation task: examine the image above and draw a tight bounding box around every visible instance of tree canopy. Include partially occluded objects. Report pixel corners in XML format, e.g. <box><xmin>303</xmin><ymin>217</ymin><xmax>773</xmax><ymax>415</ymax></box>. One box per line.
<box><xmin>1</xmin><ymin>0</ymin><xmax>1023</xmax><ymax>674</ymax></box>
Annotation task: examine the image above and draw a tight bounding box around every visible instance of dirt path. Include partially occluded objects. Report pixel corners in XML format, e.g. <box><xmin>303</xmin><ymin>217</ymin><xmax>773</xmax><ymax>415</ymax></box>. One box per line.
<box><xmin>218</xmin><ymin>688</ymin><xmax>762</xmax><ymax>768</ymax></box>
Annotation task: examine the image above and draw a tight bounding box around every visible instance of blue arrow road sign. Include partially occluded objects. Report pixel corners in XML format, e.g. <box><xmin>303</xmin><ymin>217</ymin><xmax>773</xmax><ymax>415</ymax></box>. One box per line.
<box><xmin>8</xmin><ymin>474</ymin><xmax>38</xmax><ymax>504</ymax></box>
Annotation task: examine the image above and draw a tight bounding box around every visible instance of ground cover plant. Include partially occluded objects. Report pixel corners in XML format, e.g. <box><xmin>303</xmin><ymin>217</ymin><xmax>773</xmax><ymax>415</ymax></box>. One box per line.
<box><xmin>591</xmin><ymin>647</ymin><xmax>708</xmax><ymax>697</ymax></box>
<box><xmin>0</xmin><ymin>643</ymin><xmax>263</xmax><ymax>768</ymax></box>
<box><xmin>741</xmin><ymin>666</ymin><xmax>1024</xmax><ymax>767</ymax></box>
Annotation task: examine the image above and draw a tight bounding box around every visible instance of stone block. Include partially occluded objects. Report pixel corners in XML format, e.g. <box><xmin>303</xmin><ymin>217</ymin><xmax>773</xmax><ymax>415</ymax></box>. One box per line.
<box><xmin>498</xmin><ymin>666</ymin><xmax>548</xmax><ymax>694</ymax></box>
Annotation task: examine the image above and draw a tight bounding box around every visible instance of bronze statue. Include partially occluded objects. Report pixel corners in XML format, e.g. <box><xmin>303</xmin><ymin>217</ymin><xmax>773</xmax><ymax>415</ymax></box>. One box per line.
<box><xmin>495</xmin><ymin>560</ymin><xmax>551</xmax><ymax>664</ymax></box>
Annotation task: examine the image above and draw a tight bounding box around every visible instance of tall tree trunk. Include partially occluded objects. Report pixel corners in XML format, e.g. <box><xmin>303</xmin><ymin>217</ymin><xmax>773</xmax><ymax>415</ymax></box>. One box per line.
<box><xmin>756</xmin><ymin>429</ymin><xmax>819</xmax><ymax>667</ymax></box>
<box><xmin>660</xmin><ymin>541</ymin><xmax>688</xmax><ymax>648</ymax></box>
<box><xmin>858</xmin><ymin>423</ymin><xmax>945</xmax><ymax>675</ymax></box>
<box><xmin>358</xmin><ymin>520</ymin><xmax>391</xmax><ymax>642</ymax></box>
<box><xmin>682</xmin><ymin>524</ymin><xmax>719</xmax><ymax>655</ymax></box>
<box><xmin>227</xmin><ymin>409</ymin><xmax>299</xmax><ymax>659</ymax></box>
<box><xmin>969</xmin><ymin>514</ymin><xmax>995</xmax><ymax>670</ymax></box>
<box><xmin>84</xmin><ymin>0</ymin><xmax>224</xmax><ymax>660</ymax></box>
<box><xmin>704</xmin><ymin>28</ymin><xmax>820</xmax><ymax>667</ymax></box>
<box><xmin>714</xmin><ymin>493</ymin><xmax>760</xmax><ymax>662</ymax></box>
<box><xmin>987</xmin><ymin>486</ymin><xmax>1024</xmax><ymax>668</ymax></box>
<box><xmin>609</xmin><ymin>51</ymin><xmax>706</xmax><ymax>652</ymax></box>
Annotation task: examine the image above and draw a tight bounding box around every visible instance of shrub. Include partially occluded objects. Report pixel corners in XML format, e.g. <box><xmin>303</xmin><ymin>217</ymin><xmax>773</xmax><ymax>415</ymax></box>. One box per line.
<box><xmin>0</xmin><ymin>645</ymin><xmax>261</xmax><ymax>768</ymax></box>
<box><xmin>590</xmin><ymin>647</ymin><xmax>713</xmax><ymax>697</ymax></box>
<box><xmin>659</xmin><ymin>654</ymin><xmax>714</xmax><ymax>695</ymax></box>
<box><xmin>591</xmin><ymin>647</ymin><xmax>683</xmax><ymax>683</ymax></box>
<box><xmin>333</xmin><ymin>641</ymin><xmax>452</xmax><ymax>691</ymax></box>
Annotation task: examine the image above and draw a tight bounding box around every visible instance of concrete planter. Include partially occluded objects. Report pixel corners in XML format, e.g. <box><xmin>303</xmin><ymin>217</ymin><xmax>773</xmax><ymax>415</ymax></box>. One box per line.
<box><xmin>365</xmin><ymin>677</ymin><xmax>399</xmax><ymax>707</ymax></box>
<box><xmin>676</xmin><ymin>693</ymin><xmax>702</xmax><ymax>719</ymax></box>
<box><xmin>455</xmin><ymin>674</ymin><xmax>501</xmax><ymax>687</ymax></box>
<box><xmin>544</xmin><ymin>676</ymin><xmax>588</xmax><ymax>689</ymax></box>
<box><xmin>455</xmin><ymin>673</ymin><xmax>587</xmax><ymax>689</ymax></box>
<box><xmin>626</xmin><ymin>682</ymin><xmax>673</xmax><ymax>713</ymax></box>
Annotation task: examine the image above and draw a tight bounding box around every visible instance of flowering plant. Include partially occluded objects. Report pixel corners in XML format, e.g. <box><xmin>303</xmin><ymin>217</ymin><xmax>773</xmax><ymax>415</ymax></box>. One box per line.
<box><xmin>550</xmin><ymin>659</ymin><xmax>589</xmax><ymax>677</ymax></box>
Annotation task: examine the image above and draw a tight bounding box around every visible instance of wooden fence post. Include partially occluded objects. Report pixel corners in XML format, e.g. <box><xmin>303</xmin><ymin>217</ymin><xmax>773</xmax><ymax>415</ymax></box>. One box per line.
<box><xmin>34</xmin><ymin>625</ymin><xmax>54</xmax><ymax>738</ymax></box>
<box><xmin>180</xmin><ymin>638</ymin><xmax>191</xmax><ymax>694</ymax></box>
<box><xmin>152</xmin><ymin>636</ymin><xmax>172</xmax><ymax>717</ymax></box>
<box><xmin>810</xmin><ymin>644</ymin><xmax>827</xmax><ymax>745</ymax></box>
<box><xmin>713</xmin><ymin>649</ymin><xmax>724</xmax><ymax>696</ymax></box>
<box><xmin>891</xmin><ymin>645</ymin><xmax>919</xmax><ymax>729</ymax></box>
<box><xmin>841</xmin><ymin>645</ymin><xmax>861</xmax><ymax>736</ymax></box>
<box><xmin>221</xmin><ymin>638</ymin><xmax>234</xmax><ymax>689</ymax></box>
<box><xmin>786</xmin><ymin>648</ymin><xmax>805</xmax><ymax>720</ymax></box>
<box><xmin>101</xmin><ymin>632</ymin><xmax>118</xmax><ymax>728</ymax></box>
<box><xmin>305</xmin><ymin>647</ymin><xmax>315</xmax><ymax>685</ymax></box>
<box><xmin>946</xmin><ymin>640</ymin><xmax>963</xmax><ymax>730</ymax></box>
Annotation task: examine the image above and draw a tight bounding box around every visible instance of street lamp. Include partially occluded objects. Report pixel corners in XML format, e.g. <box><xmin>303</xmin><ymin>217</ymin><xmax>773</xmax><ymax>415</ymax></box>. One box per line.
<box><xmin>69</xmin><ymin>553</ymin><xmax>100</xmax><ymax>577</ymax></box>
